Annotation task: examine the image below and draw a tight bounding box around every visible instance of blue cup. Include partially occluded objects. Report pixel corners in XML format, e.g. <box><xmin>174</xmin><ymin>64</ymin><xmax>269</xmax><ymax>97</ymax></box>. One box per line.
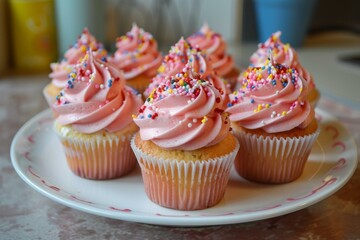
<box><xmin>254</xmin><ymin>0</ymin><xmax>317</xmax><ymax>47</ymax></box>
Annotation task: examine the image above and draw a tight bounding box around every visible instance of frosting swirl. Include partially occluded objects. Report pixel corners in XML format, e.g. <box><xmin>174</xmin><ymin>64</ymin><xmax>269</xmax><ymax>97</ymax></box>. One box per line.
<box><xmin>49</xmin><ymin>28</ymin><xmax>107</xmax><ymax>89</ymax></box>
<box><xmin>250</xmin><ymin>31</ymin><xmax>315</xmax><ymax>91</ymax></box>
<box><xmin>109</xmin><ymin>24</ymin><xmax>162</xmax><ymax>80</ymax></box>
<box><xmin>227</xmin><ymin>57</ymin><xmax>314</xmax><ymax>133</ymax></box>
<box><xmin>53</xmin><ymin>51</ymin><xmax>143</xmax><ymax>134</ymax></box>
<box><xmin>187</xmin><ymin>51</ymin><xmax>229</xmax><ymax>103</ymax></box>
<box><xmin>144</xmin><ymin>38</ymin><xmax>228</xmax><ymax>99</ymax></box>
<box><xmin>144</xmin><ymin>38</ymin><xmax>192</xmax><ymax>96</ymax></box>
<box><xmin>133</xmin><ymin>65</ymin><xmax>231</xmax><ymax>150</ymax></box>
<box><xmin>187</xmin><ymin>23</ymin><xmax>235</xmax><ymax>77</ymax></box>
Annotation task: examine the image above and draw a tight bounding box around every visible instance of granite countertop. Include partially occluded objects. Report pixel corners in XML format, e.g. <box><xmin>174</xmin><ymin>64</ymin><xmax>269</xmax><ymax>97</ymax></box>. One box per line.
<box><xmin>1</xmin><ymin>44</ymin><xmax>360</xmax><ymax>239</ymax></box>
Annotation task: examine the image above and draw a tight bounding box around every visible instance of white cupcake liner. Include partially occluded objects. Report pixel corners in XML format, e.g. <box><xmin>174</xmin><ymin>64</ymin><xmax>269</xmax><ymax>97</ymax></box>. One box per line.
<box><xmin>233</xmin><ymin>129</ymin><xmax>320</xmax><ymax>183</ymax></box>
<box><xmin>56</xmin><ymin>130</ymin><xmax>136</xmax><ymax>180</ymax></box>
<box><xmin>131</xmin><ymin>136</ymin><xmax>239</xmax><ymax>210</ymax></box>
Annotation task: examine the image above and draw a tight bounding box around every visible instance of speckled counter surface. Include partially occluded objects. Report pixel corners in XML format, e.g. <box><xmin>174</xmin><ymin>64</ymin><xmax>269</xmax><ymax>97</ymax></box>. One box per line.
<box><xmin>1</xmin><ymin>68</ymin><xmax>360</xmax><ymax>239</ymax></box>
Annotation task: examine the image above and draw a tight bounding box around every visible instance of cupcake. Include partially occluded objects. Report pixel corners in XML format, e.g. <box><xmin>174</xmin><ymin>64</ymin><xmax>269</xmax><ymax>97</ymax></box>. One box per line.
<box><xmin>226</xmin><ymin>56</ymin><xmax>319</xmax><ymax>184</ymax></box>
<box><xmin>53</xmin><ymin>50</ymin><xmax>143</xmax><ymax>179</ymax></box>
<box><xmin>247</xmin><ymin>31</ymin><xmax>320</xmax><ymax>107</ymax></box>
<box><xmin>145</xmin><ymin>37</ymin><xmax>229</xmax><ymax>105</ymax></box>
<box><xmin>187</xmin><ymin>23</ymin><xmax>240</xmax><ymax>91</ymax></box>
<box><xmin>131</xmin><ymin>64</ymin><xmax>239</xmax><ymax>210</ymax></box>
<box><xmin>109</xmin><ymin>24</ymin><xmax>162</xmax><ymax>94</ymax></box>
<box><xmin>43</xmin><ymin>28</ymin><xmax>107</xmax><ymax>110</ymax></box>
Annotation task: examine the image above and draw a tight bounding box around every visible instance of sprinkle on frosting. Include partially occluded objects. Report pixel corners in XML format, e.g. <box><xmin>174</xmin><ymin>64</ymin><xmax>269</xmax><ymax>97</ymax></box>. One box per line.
<box><xmin>144</xmin><ymin>38</ymin><xmax>197</xmax><ymax>97</ymax></box>
<box><xmin>249</xmin><ymin>31</ymin><xmax>316</xmax><ymax>92</ymax></box>
<box><xmin>53</xmin><ymin>50</ymin><xmax>143</xmax><ymax>134</ymax></box>
<box><xmin>144</xmin><ymin>37</ymin><xmax>229</xmax><ymax>102</ymax></box>
<box><xmin>227</xmin><ymin>54</ymin><xmax>314</xmax><ymax>133</ymax></box>
<box><xmin>109</xmin><ymin>23</ymin><xmax>162</xmax><ymax>80</ymax></box>
<box><xmin>187</xmin><ymin>23</ymin><xmax>235</xmax><ymax>77</ymax></box>
<box><xmin>141</xmin><ymin>70</ymin><xmax>208</xmax><ymax>105</ymax></box>
<box><xmin>49</xmin><ymin>28</ymin><xmax>107</xmax><ymax>89</ymax></box>
<box><xmin>133</xmin><ymin>63</ymin><xmax>231</xmax><ymax>150</ymax></box>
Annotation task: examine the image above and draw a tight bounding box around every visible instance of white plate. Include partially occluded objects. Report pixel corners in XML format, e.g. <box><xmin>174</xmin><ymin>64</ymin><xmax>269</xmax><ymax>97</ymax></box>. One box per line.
<box><xmin>10</xmin><ymin>109</ymin><xmax>358</xmax><ymax>226</ymax></box>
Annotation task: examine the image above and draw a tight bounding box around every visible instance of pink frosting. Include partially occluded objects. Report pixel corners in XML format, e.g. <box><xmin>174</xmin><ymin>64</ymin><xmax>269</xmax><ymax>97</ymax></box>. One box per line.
<box><xmin>249</xmin><ymin>31</ymin><xmax>315</xmax><ymax>91</ymax></box>
<box><xmin>53</xmin><ymin>51</ymin><xmax>143</xmax><ymax>134</ymax></box>
<box><xmin>48</xmin><ymin>62</ymin><xmax>73</xmax><ymax>88</ymax></box>
<box><xmin>144</xmin><ymin>38</ymin><xmax>192</xmax><ymax>97</ymax></box>
<box><xmin>49</xmin><ymin>28</ymin><xmax>107</xmax><ymax>89</ymax></box>
<box><xmin>187</xmin><ymin>51</ymin><xmax>229</xmax><ymax>103</ymax></box>
<box><xmin>227</xmin><ymin>57</ymin><xmax>314</xmax><ymax>133</ymax></box>
<box><xmin>187</xmin><ymin>23</ymin><xmax>235</xmax><ymax>77</ymax></box>
<box><xmin>109</xmin><ymin>24</ymin><xmax>162</xmax><ymax>80</ymax></box>
<box><xmin>133</xmin><ymin>64</ymin><xmax>231</xmax><ymax>150</ymax></box>
<box><xmin>144</xmin><ymin>38</ymin><xmax>229</xmax><ymax>100</ymax></box>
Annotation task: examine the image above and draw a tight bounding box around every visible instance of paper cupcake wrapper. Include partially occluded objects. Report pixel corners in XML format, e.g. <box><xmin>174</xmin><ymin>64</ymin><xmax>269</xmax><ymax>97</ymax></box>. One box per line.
<box><xmin>131</xmin><ymin>137</ymin><xmax>239</xmax><ymax>210</ymax></box>
<box><xmin>233</xmin><ymin>129</ymin><xmax>320</xmax><ymax>184</ymax></box>
<box><xmin>57</xmin><ymin>132</ymin><xmax>136</xmax><ymax>180</ymax></box>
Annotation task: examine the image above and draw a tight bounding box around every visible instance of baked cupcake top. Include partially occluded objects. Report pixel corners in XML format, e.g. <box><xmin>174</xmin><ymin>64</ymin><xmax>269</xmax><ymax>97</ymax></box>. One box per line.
<box><xmin>49</xmin><ymin>28</ymin><xmax>107</xmax><ymax>89</ymax></box>
<box><xmin>227</xmin><ymin>56</ymin><xmax>314</xmax><ymax>133</ymax></box>
<box><xmin>249</xmin><ymin>31</ymin><xmax>315</xmax><ymax>91</ymax></box>
<box><xmin>109</xmin><ymin>24</ymin><xmax>162</xmax><ymax>80</ymax></box>
<box><xmin>133</xmin><ymin>64</ymin><xmax>231</xmax><ymax>151</ymax></box>
<box><xmin>187</xmin><ymin>23</ymin><xmax>235</xmax><ymax>77</ymax></box>
<box><xmin>53</xmin><ymin>50</ymin><xmax>143</xmax><ymax>134</ymax></box>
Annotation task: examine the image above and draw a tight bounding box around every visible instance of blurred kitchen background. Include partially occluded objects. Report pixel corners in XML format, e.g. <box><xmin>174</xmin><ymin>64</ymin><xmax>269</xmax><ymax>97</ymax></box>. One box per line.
<box><xmin>0</xmin><ymin>0</ymin><xmax>359</xmax><ymax>77</ymax></box>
